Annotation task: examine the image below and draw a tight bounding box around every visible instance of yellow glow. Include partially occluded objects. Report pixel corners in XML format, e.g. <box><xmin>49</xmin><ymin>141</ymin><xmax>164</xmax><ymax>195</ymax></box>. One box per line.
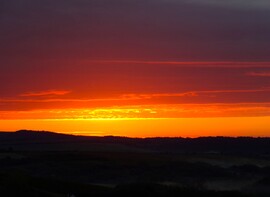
<box><xmin>1</xmin><ymin>104</ymin><xmax>270</xmax><ymax>137</ymax></box>
<box><xmin>0</xmin><ymin>116</ymin><xmax>270</xmax><ymax>137</ymax></box>
<box><xmin>1</xmin><ymin>103</ymin><xmax>270</xmax><ymax>120</ymax></box>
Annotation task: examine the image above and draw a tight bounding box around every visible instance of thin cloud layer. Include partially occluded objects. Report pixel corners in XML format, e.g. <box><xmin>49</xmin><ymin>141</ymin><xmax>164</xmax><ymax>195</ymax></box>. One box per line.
<box><xmin>20</xmin><ymin>90</ymin><xmax>71</xmax><ymax>97</ymax></box>
<box><xmin>246</xmin><ymin>72</ymin><xmax>270</xmax><ymax>77</ymax></box>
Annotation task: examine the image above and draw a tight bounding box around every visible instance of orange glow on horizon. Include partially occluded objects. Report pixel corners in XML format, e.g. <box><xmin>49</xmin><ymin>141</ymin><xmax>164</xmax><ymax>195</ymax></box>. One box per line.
<box><xmin>1</xmin><ymin>103</ymin><xmax>270</xmax><ymax>137</ymax></box>
<box><xmin>0</xmin><ymin>117</ymin><xmax>269</xmax><ymax>138</ymax></box>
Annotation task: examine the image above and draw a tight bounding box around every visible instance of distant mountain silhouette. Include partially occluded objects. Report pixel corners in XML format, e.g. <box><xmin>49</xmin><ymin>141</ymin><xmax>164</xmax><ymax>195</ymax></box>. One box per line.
<box><xmin>0</xmin><ymin>130</ymin><xmax>270</xmax><ymax>154</ymax></box>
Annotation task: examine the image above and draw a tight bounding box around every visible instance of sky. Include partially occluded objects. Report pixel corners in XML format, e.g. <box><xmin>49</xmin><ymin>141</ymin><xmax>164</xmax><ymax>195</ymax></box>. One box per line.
<box><xmin>1</xmin><ymin>0</ymin><xmax>270</xmax><ymax>137</ymax></box>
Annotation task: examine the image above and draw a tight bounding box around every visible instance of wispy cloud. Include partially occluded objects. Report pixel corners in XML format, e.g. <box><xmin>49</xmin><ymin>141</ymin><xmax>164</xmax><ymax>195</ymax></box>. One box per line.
<box><xmin>92</xmin><ymin>60</ymin><xmax>270</xmax><ymax>68</ymax></box>
<box><xmin>246</xmin><ymin>72</ymin><xmax>270</xmax><ymax>77</ymax></box>
<box><xmin>1</xmin><ymin>88</ymin><xmax>269</xmax><ymax>105</ymax></box>
<box><xmin>121</xmin><ymin>88</ymin><xmax>270</xmax><ymax>100</ymax></box>
<box><xmin>20</xmin><ymin>90</ymin><xmax>71</xmax><ymax>97</ymax></box>
<box><xmin>120</xmin><ymin>92</ymin><xmax>197</xmax><ymax>100</ymax></box>
<box><xmin>198</xmin><ymin>88</ymin><xmax>270</xmax><ymax>94</ymax></box>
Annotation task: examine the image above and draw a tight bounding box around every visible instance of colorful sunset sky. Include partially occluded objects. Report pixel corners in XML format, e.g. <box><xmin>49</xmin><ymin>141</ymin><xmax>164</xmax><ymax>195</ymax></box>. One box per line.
<box><xmin>1</xmin><ymin>0</ymin><xmax>270</xmax><ymax>137</ymax></box>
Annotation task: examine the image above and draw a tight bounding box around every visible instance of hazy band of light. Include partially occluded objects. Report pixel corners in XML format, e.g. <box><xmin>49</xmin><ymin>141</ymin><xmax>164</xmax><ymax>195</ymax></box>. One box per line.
<box><xmin>0</xmin><ymin>116</ymin><xmax>270</xmax><ymax>137</ymax></box>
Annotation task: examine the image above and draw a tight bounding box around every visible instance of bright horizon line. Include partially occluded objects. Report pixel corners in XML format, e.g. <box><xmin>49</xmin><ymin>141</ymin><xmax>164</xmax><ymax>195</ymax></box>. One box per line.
<box><xmin>1</xmin><ymin>116</ymin><xmax>270</xmax><ymax>138</ymax></box>
<box><xmin>4</xmin><ymin>129</ymin><xmax>270</xmax><ymax>139</ymax></box>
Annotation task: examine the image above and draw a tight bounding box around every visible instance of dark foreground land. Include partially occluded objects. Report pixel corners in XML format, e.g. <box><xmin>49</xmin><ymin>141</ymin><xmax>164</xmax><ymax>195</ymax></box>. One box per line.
<box><xmin>0</xmin><ymin>130</ymin><xmax>270</xmax><ymax>196</ymax></box>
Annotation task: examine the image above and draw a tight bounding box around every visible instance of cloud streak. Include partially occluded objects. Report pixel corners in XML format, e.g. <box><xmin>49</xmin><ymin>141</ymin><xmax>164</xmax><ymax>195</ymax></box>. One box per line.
<box><xmin>20</xmin><ymin>90</ymin><xmax>71</xmax><ymax>97</ymax></box>
<box><xmin>1</xmin><ymin>88</ymin><xmax>269</xmax><ymax>108</ymax></box>
<box><xmin>121</xmin><ymin>88</ymin><xmax>270</xmax><ymax>100</ymax></box>
<box><xmin>246</xmin><ymin>72</ymin><xmax>270</xmax><ymax>77</ymax></box>
<box><xmin>93</xmin><ymin>60</ymin><xmax>270</xmax><ymax>68</ymax></box>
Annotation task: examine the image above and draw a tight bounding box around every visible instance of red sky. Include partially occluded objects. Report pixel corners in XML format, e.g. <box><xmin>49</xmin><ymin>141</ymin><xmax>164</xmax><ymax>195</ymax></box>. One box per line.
<box><xmin>1</xmin><ymin>0</ymin><xmax>270</xmax><ymax>137</ymax></box>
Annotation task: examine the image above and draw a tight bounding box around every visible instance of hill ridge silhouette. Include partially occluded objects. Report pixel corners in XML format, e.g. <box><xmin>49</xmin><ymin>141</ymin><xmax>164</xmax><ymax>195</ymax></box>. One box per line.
<box><xmin>0</xmin><ymin>130</ymin><xmax>269</xmax><ymax>153</ymax></box>
<box><xmin>12</xmin><ymin>129</ymin><xmax>270</xmax><ymax>139</ymax></box>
